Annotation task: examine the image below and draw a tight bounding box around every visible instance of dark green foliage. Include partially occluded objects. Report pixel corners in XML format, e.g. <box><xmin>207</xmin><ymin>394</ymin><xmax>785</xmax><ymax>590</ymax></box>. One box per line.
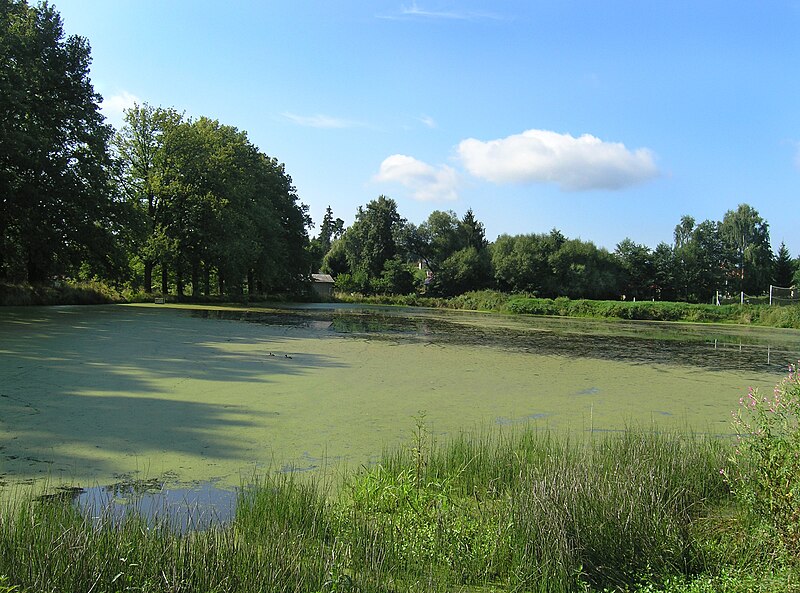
<box><xmin>373</xmin><ymin>257</ymin><xmax>415</xmax><ymax>295</ymax></box>
<box><xmin>673</xmin><ymin>219</ymin><xmax>726</xmax><ymax>303</ymax></box>
<box><xmin>342</xmin><ymin>195</ymin><xmax>404</xmax><ymax>279</ymax></box>
<box><xmin>774</xmin><ymin>242</ymin><xmax>796</xmax><ymax>288</ymax></box>
<box><xmin>490</xmin><ymin>229</ymin><xmax>565</xmax><ymax>294</ymax></box>
<box><xmin>309</xmin><ymin>205</ymin><xmax>344</xmax><ymax>272</ymax></box>
<box><xmin>719</xmin><ymin>204</ymin><xmax>774</xmax><ymax>296</ymax></box>
<box><xmin>0</xmin><ymin>280</ymin><xmax>122</xmax><ymax>306</ymax></box>
<box><xmin>615</xmin><ymin>238</ymin><xmax>655</xmax><ymax>299</ymax></box>
<box><xmin>0</xmin><ymin>0</ymin><xmax>121</xmax><ymax>283</ymax></box>
<box><xmin>432</xmin><ymin>246</ymin><xmax>491</xmax><ymax>296</ymax></box>
<box><xmin>116</xmin><ymin>111</ymin><xmax>311</xmax><ymax>297</ymax></box>
<box><xmin>321</xmin><ymin>237</ymin><xmax>349</xmax><ymax>276</ymax></box>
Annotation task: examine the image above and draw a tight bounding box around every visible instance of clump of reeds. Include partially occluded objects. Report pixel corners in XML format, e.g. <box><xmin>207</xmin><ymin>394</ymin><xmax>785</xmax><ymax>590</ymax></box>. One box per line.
<box><xmin>340</xmin><ymin>425</ymin><xmax>730</xmax><ymax>592</ymax></box>
<box><xmin>0</xmin><ymin>424</ymin><xmax>786</xmax><ymax>592</ymax></box>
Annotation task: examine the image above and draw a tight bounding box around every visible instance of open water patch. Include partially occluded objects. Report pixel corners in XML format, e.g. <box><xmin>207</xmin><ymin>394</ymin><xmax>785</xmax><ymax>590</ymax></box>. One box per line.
<box><xmin>38</xmin><ymin>479</ymin><xmax>237</xmax><ymax>533</ymax></box>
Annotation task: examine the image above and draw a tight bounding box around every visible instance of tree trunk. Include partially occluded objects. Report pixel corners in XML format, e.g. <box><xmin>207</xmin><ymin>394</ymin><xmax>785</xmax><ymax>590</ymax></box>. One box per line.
<box><xmin>161</xmin><ymin>265</ymin><xmax>168</xmax><ymax>295</ymax></box>
<box><xmin>204</xmin><ymin>265</ymin><xmax>211</xmax><ymax>296</ymax></box>
<box><xmin>247</xmin><ymin>270</ymin><xmax>255</xmax><ymax>296</ymax></box>
<box><xmin>191</xmin><ymin>262</ymin><xmax>200</xmax><ymax>297</ymax></box>
<box><xmin>143</xmin><ymin>261</ymin><xmax>153</xmax><ymax>293</ymax></box>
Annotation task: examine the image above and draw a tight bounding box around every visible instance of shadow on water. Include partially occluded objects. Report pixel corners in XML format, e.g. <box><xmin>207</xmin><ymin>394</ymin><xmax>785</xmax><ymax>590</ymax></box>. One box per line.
<box><xmin>6</xmin><ymin>304</ymin><xmax>800</xmax><ymax>529</ymax></box>
<box><xmin>0</xmin><ymin>305</ymin><xmax>347</xmax><ymax>480</ymax></box>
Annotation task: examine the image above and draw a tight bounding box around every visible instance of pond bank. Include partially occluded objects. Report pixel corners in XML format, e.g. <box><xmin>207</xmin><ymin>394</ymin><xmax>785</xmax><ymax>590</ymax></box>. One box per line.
<box><xmin>335</xmin><ymin>289</ymin><xmax>800</xmax><ymax>329</ymax></box>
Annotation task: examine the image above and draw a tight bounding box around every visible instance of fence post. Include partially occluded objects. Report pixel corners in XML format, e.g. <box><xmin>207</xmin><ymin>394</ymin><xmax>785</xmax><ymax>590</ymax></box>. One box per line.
<box><xmin>770</xmin><ymin>285</ymin><xmax>773</xmax><ymax>306</ymax></box>
<box><xmin>740</xmin><ymin>291</ymin><xmax>744</xmax><ymax>305</ymax></box>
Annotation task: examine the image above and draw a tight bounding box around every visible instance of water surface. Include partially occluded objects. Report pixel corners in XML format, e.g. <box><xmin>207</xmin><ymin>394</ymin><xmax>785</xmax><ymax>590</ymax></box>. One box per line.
<box><xmin>1</xmin><ymin>303</ymin><xmax>798</xmax><ymax>502</ymax></box>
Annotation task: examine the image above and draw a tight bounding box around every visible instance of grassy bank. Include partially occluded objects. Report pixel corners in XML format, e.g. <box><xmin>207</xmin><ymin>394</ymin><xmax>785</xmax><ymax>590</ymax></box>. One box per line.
<box><xmin>335</xmin><ymin>289</ymin><xmax>800</xmax><ymax>329</ymax></box>
<box><xmin>0</xmin><ymin>280</ymin><xmax>126</xmax><ymax>306</ymax></box>
<box><xmin>5</xmin><ymin>281</ymin><xmax>799</xmax><ymax>330</ymax></box>
<box><xmin>1</xmin><ymin>424</ymin><xmax>796</xmax><ymax>593</ymax></box>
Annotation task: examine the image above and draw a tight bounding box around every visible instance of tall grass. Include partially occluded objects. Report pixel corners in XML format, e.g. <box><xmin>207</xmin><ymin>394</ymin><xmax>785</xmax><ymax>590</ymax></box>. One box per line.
<box><xmin>0</xmin><ymin>425</ymin><xmax>792</xmax><ymax>592</ymax></box>
<box><xmin>347</xmin><ymin>426</ymin><xmax>730</xmax><ymax>591</ymax></box>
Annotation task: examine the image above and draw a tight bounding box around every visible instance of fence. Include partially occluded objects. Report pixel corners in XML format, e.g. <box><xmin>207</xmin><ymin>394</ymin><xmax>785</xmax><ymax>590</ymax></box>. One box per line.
<box><xmin>715</xmin><ymin>285</ymin><xmax>798</xmax><ymax>306</ymax></box>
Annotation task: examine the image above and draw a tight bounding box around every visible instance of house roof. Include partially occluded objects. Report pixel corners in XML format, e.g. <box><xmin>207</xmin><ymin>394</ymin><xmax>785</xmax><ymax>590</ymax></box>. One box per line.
<box><xmin>311</xmin><ymin>273</ymin><xmax>335</xmax><ymax>284</ymax></box>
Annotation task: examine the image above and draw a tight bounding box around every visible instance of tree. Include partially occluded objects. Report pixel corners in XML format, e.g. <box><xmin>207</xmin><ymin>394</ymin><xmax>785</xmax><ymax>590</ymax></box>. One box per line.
<box><xmin>614</xmin><ymin>239</ymin><xmax>654</xmax><ymax>300</ymax></box>
<box><xmin>773</xmin><ymin>242</ymin><xmax>796</xmax><ymax>287</ymax></box>
<box><xmin>309</xmin><ymin>205</ymin><xmax>344</xmax><ymax>272</ymax></box>
<box><xmin>318</xmin><ymin>206</ymin><xmax>345</xmax><ymax>253</ymax></box>
<box><xmin>435</xmin><ymin>246</ymin><xmax>492</xmax><ymax>296</ymax></box>
<box><xmin>719</xmin><ymin>203</ymin><xmax>773</xmax><ymax>296</ymax></box>
<box><xmin>401</xmin><ymin>210</ymin><xmax>462</xmax><ymax>273</ymax></box>
<box><xmin>321</xmin><ymin>238</ymin><xmax>349</xmax><ymax>276</ymax></box>
<box><xmin>491</xmin><ymin>230</ymin><xmax>564</xmax><ymax>295</ymax></box>
<box><xmin>460</xmin><ymin>208</ymin><xmax>488</xmax><ymax>251</ymax></box>
<box><xmin>549</xmin><ymin>238</ymin><xmax>621</xmax><ymax>300</ymax></box>
<box><xmin>652</xmin><ymin>242</ymin><xmax>677</xmax><ymax>301</ymax></box>
<box><xmin>118</xmin><ymin>111</ymin><xmax>311</xmax><ymax>297</ymax></box>
<box><xmin>671</xmin><ymin>216</ymin><xmax>726</xmax><ymax>303</ymax></box>
<box><xmin>1</xmin><ymin>0</ymin><xmax>120</xmax><ymax>283</ymax></box>
<box><xmin>114</xmin><ymin>103</ymin><xmax>183</xmax><ymax>292</ymax></box>
<box><xmin>342</xmin><ymin>196</ymin><xmax>405</xmax><ymax>279</ymax></box>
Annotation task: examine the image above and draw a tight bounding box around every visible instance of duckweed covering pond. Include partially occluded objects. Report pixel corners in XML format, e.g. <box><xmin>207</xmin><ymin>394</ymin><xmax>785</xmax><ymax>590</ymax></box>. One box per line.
<box><xmin>0</xmin><ymin>303</ymin><xmax>798</xmax><ymax>494</ymax></box>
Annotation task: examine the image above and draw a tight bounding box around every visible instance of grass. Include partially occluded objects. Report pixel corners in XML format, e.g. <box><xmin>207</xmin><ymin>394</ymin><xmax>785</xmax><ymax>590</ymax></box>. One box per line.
<box><xmin>335</xmin><ymin>290</ymin><xmax>800</xmax><ymax>329</ymax></box>
<box><xmin>1</xmin><ymin>423</ymin><xmax>796</xmax><ymax>592</ymax></box>
<box><xmin>5</xmin><ymin>280</ymin><xmax>799</xmax><ymax>331</ymax></box>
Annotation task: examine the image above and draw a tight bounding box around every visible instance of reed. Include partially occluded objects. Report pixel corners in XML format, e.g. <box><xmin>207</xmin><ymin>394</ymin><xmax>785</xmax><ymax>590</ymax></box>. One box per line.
<box><xmin>0</xmin><ymin>425</ymin><xmax>794</xmax><ymax>592</ymax></box>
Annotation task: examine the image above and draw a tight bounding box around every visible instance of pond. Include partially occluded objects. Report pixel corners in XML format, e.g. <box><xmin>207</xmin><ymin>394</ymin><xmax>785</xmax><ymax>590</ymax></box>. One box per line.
<box><xmin>1</xmin><ymin>303</ymin><xmax>799</xmax><ymax>519</ymax></box>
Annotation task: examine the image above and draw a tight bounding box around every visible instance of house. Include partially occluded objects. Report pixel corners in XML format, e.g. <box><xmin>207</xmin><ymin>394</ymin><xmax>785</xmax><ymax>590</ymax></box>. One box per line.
<box><xmin>311</xmin><ymin>273</ymin><xmax>335</xmax><ymax>298</ymax></box>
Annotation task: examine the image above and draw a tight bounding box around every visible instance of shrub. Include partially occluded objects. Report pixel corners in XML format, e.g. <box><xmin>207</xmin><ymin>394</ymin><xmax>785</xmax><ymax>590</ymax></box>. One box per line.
<box><xmin>726</xmin><ymin>363</ymin><xmax>800</xmax><ymax>557</ymax></box>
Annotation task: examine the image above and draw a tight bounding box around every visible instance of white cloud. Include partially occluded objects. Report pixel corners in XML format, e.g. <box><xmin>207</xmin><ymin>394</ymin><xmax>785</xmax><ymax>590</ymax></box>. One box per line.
<box><xmin>417</xmin><ymin>114</ymin><xmax>437</xmax><ymax>128</ymax></box>
<box><xmin>374</xmin><ymin>154</ymin><xmax>459</xmax><ymax>201</ymax></box>
<box><xmin>457</xmin><ymin>129</ymin><xmax>659</xmax><ymax>191</ymax></box>
<box><xmin>397</xmin><ymin>1</ymin><xmax>501</xmax><ymax>20</ymax></box>
<box><xmin>101</xmin><ymin>90</ymin><xmax>141</xmax><ymax>129</ymax></box>
<box><xmin>282</xmin><ymin>112</ymin><xmax>361</xmax><ymax>129</ymax></box>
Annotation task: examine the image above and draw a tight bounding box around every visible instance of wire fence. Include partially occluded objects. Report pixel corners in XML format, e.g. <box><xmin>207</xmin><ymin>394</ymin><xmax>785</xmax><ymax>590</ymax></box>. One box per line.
<box><xmin>715</xmin><ymin>286</ymin><xmax>799</xmax><ymax>306</ymax></box>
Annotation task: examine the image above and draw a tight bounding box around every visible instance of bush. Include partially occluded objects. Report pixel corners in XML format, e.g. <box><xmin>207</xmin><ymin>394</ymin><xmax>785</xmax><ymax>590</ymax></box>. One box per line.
<box><xmin>726</xmin><ymin>363</ymin><xmax>800</xmax><ymax>557</ymax></box>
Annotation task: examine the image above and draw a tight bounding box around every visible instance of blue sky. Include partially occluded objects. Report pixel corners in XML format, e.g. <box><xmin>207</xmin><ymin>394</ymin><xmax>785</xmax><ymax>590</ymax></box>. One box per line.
<box><xmin>54</xmin><ymin>1</ymin><xmax>800</xmax><ymax>256</ymax></box>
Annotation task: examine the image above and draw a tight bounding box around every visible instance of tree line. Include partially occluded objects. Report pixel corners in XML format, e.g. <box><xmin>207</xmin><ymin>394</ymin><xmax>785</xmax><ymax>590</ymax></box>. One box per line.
<box><xmin>1</xmin><ymin>0</ymin><xmax>310</xmax><ymax>296</ymax></box>
<box><xmin>2</xmin><ymin>1</ymin><xmax>797</xmax><ymax>303</ymax></box>
<box><xmin>317</xmin><ymin>197</ymin><xmax>798</xmax><ymax>303</ymax></box>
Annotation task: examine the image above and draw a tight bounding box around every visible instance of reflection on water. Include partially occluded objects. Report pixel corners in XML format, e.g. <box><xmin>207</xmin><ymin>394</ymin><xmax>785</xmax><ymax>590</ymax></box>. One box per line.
<box><xmin>192</xmin><ymin>306</ymin><xmax>800</xmax><ymax>374</ymax></box>
<box><xmin>39</xmin><ymin>480</ymin><xmax>236</xmax><ymax>533</ymax></box>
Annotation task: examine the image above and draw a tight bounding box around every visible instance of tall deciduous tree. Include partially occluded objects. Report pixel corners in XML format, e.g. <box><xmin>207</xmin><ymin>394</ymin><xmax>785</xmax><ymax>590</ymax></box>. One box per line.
<box><xmin>1</xmin><ymin>0</ymin><xmax>119</xmax><ymax>283</ymax></box>
<box><xmin>342</xmin><ymin>196</ymin><xmax>404</xmax><ymax>279</ymax></box>
<box><xmin>491</xmin><ymin>230</ymin><xmax>565</xmax><ymax>295</ymax></box>
<box><xmin>672</xmin><ymin>217</ymin><xmax>724</xmax><ymax>303</ymax></box>
<box><xmin>615</xmin><ymin>239</ymin><xmax>654</xmax><ymax>300</ymax></box>
<box><xmin>114</xmin><ymin>103</ymin><xmax>182</xmax><ymax>292</ymax></box>
<box><xmin>719</xmin><ymin>203</ymin><xmax>773</xmax><ymax>295</ymax></box>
